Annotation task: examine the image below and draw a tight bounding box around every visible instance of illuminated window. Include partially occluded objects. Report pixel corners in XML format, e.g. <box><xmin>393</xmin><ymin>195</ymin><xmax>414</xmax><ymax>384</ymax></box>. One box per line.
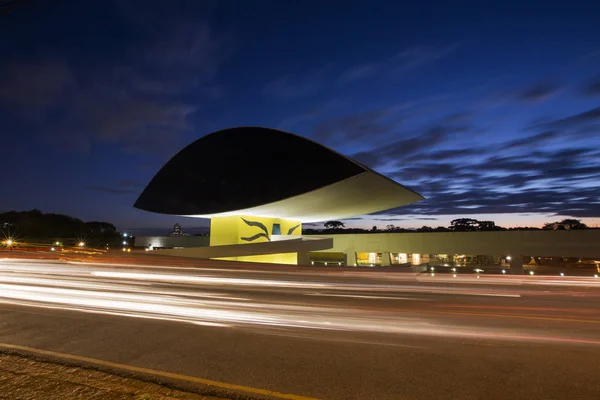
<box><xmin>368</xmin><ymin>252</ymin><xmax>377</xmax><ymax>264</ymax></box>
<box><xmin>272</xmin><ymin>223</ymin><xmax>281</xmax><ymax>235</ymax></box>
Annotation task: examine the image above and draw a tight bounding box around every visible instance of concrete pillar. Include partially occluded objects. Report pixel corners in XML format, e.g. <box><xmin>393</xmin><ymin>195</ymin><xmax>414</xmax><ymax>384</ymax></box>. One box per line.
<box><xmin>510</xmin><ymin>255</ymin><xmax>524</xmax><ymax>274</ymax></box>
<box><xmin>411</xmin><ymin>253</ymin><xmax>422</xmax><ymax>265</ymax></box>
<box><xmin>296</xmin><ymin>252</ymin><xmax>310</xmax><ymax>266</ymax></box>
<box><xmin>345</xmin><ymin>251</ymin><xmax>357</xmax><ymax>267</ymax></box>
<box><xmin>381</xmin><ymin>252</ymin><xmax>391</xmax><ymax>266</ymax></box>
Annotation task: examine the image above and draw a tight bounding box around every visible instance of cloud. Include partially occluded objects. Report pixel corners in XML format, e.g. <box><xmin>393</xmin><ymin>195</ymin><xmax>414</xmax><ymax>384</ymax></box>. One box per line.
<box><xmin>539</xmin><ymin>106</ymin><xmax>600</xmax><ymax>129</ymax></box>
<box><xmin>307</xmin><ymin>68</ymin><xmax>600</xmax><ymax>221</ymax></box>
<box><xmin>370</xmin><ymin>217</ymin><xmax>408</xmax><ymax>222</ymax></box>
<box><xmin>337</xmin><ymin>63</ymin><xmax>380</xmax><ymax>83</ymax></box>
<box><xmin>75</xmin><ymin>93</ymin><xmax>195</xmax><ymax>153</ymax></box>
<box><xmin>338</xmin><ymin>43</ymin><xmax>459</xmax><ymax>83</ymax></box>
<box><xmin>389</xmin><ymin>44</ymin><xmax>459</xmax><ymax>75</ymax></box>
<box><xmin>392</xmin><ymin>187</ymin><xmax>600</xmax><ymax>218</ymax></box>
<box><xmin>443</xmin><ymin>111</ymin><xmax>474</xmax><ymax>123</ymax></box>
<box><xmin>580</xmin><ymin>76</ymin><xmax>600</xmax><ymax>97</ymax></box>
<box><xmin>267</xmin><ymin>43</ymin><xmax>459</xmax><ymax>98</ymax></box>
<box><xmin>402</xmin><ymin>147</ymin><xmax>482</xmax><ymax>163</ymax></box>
<box><xmin>349</xmin><ymin>124</ymin><xmax>466</xmax><ymax>169</ymax></box>
<box><xmin>517</xmin><ymin>81</ymin><xmax>561</xmax><ymax>102</ymax></box>
<box><xmin>0</xmin><ymin>2</ymin><xmax>233</xmax><ymax>155</ymax></box>
<box><xmin>313</xmin><ymin>107</ymin><xmax>400</xmax><ymax>145</ymax></box>
<box><xmin>380</xmin><ymin>144</ymin><xmax>600</xmax><ymax>218</ymax></box>
<box><xmin>263</xmin><ymin>64</ymin><xmax>334</xmax><ymax>99</ymax></box>
<box><xmin>500</xmin><ymin>131</ymin><xmax>558</xmax><ymax>150</ymax></box>
<box><xmin>0</xmin><ymin>60</ymin><xmax>76</xmax><ymax>111</ymax></box>
<box><xmin>135</xmin><ymin>21</ymin><xmax>233</xmax><ymax>84</ymax></box>
<box><xmin>277</xmin><ymin>98</ymin><xmax>348</xmax><ymax>131</ymax></box>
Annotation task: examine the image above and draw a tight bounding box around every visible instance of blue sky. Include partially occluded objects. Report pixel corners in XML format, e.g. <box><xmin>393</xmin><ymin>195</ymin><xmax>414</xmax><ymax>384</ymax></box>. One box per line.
<box><xmin>1</xmin><ymin>0</ymin><xmax>600</xmax><ymax>234</ymax></box>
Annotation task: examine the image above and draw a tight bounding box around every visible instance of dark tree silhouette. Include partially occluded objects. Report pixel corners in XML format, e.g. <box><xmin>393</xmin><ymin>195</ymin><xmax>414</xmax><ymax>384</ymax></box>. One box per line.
<box><xmin>450</xmin><ymin>218</ymin><xmax>479</xmax><ymax>231</ymax></box>
<box><xmin>324</xmin><ymin>220</ymin><xmax>345</xmax><ymax>230</ymax></box>
<box><xmin>0</xmin><ymin>210</ymin><xmax>121</xmax><ymax>247</ymax></box>
<box><xmin>543</xmin><ymin>219</ymin><xmax>588</xmax><ymax>230</ymax></box>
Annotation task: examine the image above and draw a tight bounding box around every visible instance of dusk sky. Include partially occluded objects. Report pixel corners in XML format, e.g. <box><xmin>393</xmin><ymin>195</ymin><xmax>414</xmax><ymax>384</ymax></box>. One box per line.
<box><xmin>2</xmin><ymin>0</ymin><xmax>600</xmax><ymax>234</ymax></box>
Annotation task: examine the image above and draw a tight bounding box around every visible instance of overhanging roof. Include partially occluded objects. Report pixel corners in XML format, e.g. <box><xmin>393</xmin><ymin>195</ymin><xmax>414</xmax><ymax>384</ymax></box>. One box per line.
<box><xmin>134</xmin><ymin>127</ymin><xmax>423</xmax><ymax>222</ymax></box>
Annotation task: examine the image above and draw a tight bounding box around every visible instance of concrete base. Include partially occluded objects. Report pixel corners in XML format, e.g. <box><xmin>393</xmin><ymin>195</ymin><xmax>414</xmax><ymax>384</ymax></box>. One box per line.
<box><xmin>345</xmin><ymin>251</ymin><xmax>357</xmax><ymax>267</ymax></box>
<box><xmin>510</xmin><ymin>256</ymin><xmax>524</xmax><ymax>274</ymax></box>
<box><xmin>296</xmin><ymin>252</ymin><xmax>310</xmax><ymax>266</ymax></box>
<box><xmin>381</xmin><ymin>252</ymin><xmax>391</xmax><ymax>267</ymax></box>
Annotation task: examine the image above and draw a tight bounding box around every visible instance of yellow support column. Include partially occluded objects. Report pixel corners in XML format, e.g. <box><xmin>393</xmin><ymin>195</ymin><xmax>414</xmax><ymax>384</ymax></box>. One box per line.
<box><xmin>209</xmin><ymin>215</ymin><xmax>302</xmax><ymax>264</ymax></box>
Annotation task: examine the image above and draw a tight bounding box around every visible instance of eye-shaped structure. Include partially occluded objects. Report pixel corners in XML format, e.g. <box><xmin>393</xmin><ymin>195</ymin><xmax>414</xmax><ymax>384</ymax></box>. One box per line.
<box><xmin>134</xmin><ymin>127</ymin><xmax>423</xmax><ymax>222</ymax></box>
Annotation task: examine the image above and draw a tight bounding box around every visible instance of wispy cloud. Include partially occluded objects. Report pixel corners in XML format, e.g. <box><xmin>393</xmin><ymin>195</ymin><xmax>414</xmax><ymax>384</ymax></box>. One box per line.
<box><xmin>500</xmin><ymin>131</ymin><xmax>558</xmax><ymax>150</ymax></box>
<box><xmin>338</xmin><ymin>43</ymin><xmax>460</xmax><ymax>83</ymax></box>
<box><xmin>539</xmin><ymin>106</ymin><xmax>600</xmax><ymax>129</ymax></box>
<box><xmin>265</xmin><ymin>44</ymin><xmax>459</xmax><ymax>99</ymax></box>
<box><xmin>308</xmin><ymin>93</ymin><xmax>600</xmax><ymax>219</ymax></box>
<box><xmin>580</xmin><ymin>76</ymin><xmax>600</xmax><ymax>97</ymax></box>
<box><xmin>0</xmin><ymin>2</ymin><xmax>233</xmax><ymax>155</ymax></box>
<box><xmin>351</xmin><ymin>125</ymin><xmax>457</xmax><ymax>169</ymax></box>
<box><xmin>337</xmin><ymin>63</ymin><xmax>380</xmax><ymax>83</ymax></box>
<box><xmin>0</xmin><ymin>60</ymin><xmax>76</xmax><ymax>113</ymax></box>
<box><xmin>310</xmin><ymin>102</ymin><xmax>417</xmax><ymax>148</ymax></box>
<box><xmin>263</xmin><ymin>64</ymin><xmax>334</xmax><ymax>99</ymax></box>
<box><xmin>383</xmin><ymin>140</ymin><xmax>600</xmax><ymax>218</ymax></box>
<box><xmin>517</xmin><ymin>81</ymin><xmax>561</xmax><ymax>102</ymax></box>
<box><xmin>277</xmin><ymin>98</ymin><xmax>348</xmax><ymax>131</ymax></box>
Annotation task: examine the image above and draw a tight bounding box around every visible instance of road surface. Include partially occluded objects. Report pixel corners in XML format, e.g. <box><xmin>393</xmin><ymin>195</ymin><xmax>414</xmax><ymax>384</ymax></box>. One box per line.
<box><xmin>0</xmin><ymin>257</ymin><xmax>599</xmax><ymax>399</ymax></box>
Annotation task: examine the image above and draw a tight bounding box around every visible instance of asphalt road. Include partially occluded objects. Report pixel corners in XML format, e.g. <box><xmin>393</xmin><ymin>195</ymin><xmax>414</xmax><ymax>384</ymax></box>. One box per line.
<box><xmin>0</xmin><ymin>257</ymin><xmax>599</xmax><ymax>399</ymax></box>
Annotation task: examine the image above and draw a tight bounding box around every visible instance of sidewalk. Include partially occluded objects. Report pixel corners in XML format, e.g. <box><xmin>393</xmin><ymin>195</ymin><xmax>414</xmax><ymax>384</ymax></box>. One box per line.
<box><xmin>0</xmin><ymin>353</ymin><xmax>228</xmax><ymax>400</ymax></box>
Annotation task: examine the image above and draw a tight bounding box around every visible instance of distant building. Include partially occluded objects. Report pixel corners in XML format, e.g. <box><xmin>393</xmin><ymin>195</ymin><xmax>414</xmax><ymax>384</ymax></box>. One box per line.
<box><xmin>168</xmin><ymin>223</ymin><xmax>188</xmax><ymax>236</ymax></box>
<box><xmin>134</xmin><ymin>234</ymin><xmax>208</xmax><ymax>250</ymax></box>
<box><xmin>133</xmin><ymin>126</ymin><xmax>422</xmax><ymax>264</ymax></box>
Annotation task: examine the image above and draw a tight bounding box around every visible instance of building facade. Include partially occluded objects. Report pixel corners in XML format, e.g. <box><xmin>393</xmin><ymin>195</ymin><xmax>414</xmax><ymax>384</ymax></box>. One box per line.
<box><xmin>133</xmin><ymin>127</ymin><xmax>423</xmax><ymax>264</ymax></box>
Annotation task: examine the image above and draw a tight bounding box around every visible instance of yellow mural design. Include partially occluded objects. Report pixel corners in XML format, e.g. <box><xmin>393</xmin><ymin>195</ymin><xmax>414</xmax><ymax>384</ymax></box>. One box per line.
<box><xmin>210</xmin><ymin>216</ymin><xmax>302</xmax><ymax>264</ymax></box>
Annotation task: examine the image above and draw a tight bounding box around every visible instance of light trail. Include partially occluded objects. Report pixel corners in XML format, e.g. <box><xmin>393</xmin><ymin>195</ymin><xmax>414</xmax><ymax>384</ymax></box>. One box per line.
<box><xmin>1</xmin><ymin>259</ymin><xmax>600</xmax><ymax>346</ymax></box>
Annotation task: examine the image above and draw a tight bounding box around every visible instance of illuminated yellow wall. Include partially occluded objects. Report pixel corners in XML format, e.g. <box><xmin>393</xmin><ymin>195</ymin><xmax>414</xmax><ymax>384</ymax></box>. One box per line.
<box><xmin>210</xmin><ymin>215</ymin><xmax>302</xmax><ymax>264</ymax></box>
<box><xmin>210</xmin><ymin>216</ymin><xmax>241</xmax><ymax>246</ymax></box>
<box><xmin>236</xmin><ymin>253</ymin><xmax>298</xmax><ymax>264</ymax></box>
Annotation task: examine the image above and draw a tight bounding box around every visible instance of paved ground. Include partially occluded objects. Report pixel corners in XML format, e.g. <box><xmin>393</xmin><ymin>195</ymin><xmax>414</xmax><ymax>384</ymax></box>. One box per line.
<box><xmin>0</xmin><ymin>353</ymin><xmax>226</xmax><ymax>400</ymax></box>
<box><xmin>0</xmin><ymin>256</ymin><xmax>599</xmax><ymax>399</ymax></box>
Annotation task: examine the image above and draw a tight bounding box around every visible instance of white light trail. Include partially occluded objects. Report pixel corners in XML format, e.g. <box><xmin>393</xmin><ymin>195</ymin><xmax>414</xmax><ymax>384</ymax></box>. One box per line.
<box><xmin>0</xmin><ymin>259</ymin><xmax>599</xmax><ymax>346</ymax></box>
<box><xmin>91</xmin><ymin>270</ymin><xmax>330</xmax><ymax>288</ymax></box>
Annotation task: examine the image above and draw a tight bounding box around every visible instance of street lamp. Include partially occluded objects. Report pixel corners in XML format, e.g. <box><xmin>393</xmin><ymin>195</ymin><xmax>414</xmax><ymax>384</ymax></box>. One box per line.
<box><xmin>506</xmin><ymin>256</ymin><xmax>512</xmax><ymax>261</ymax></box>
<box><xmin>78</xmin><ymin>241</ymin><xmax>85</xmax><ymax>248</ymax></box>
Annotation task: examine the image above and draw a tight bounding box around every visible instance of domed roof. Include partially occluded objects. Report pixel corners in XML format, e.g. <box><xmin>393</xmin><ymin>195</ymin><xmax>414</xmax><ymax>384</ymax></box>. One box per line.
<box><xmin>134</xmin><ymin>127</ymin><xmax>423</xmax><ymax>222</ymax></box>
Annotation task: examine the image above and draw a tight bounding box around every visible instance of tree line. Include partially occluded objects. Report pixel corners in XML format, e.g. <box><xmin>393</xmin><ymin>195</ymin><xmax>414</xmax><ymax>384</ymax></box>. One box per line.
<box><xmin>1</xmin><ymin>209</ymin><xmax>122</xmax><ymax>247</ymax></box>
<box><xmin>304</xmin><ymin>218</ymin><xmax>591</xmax><ymax>234</ymax></box>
